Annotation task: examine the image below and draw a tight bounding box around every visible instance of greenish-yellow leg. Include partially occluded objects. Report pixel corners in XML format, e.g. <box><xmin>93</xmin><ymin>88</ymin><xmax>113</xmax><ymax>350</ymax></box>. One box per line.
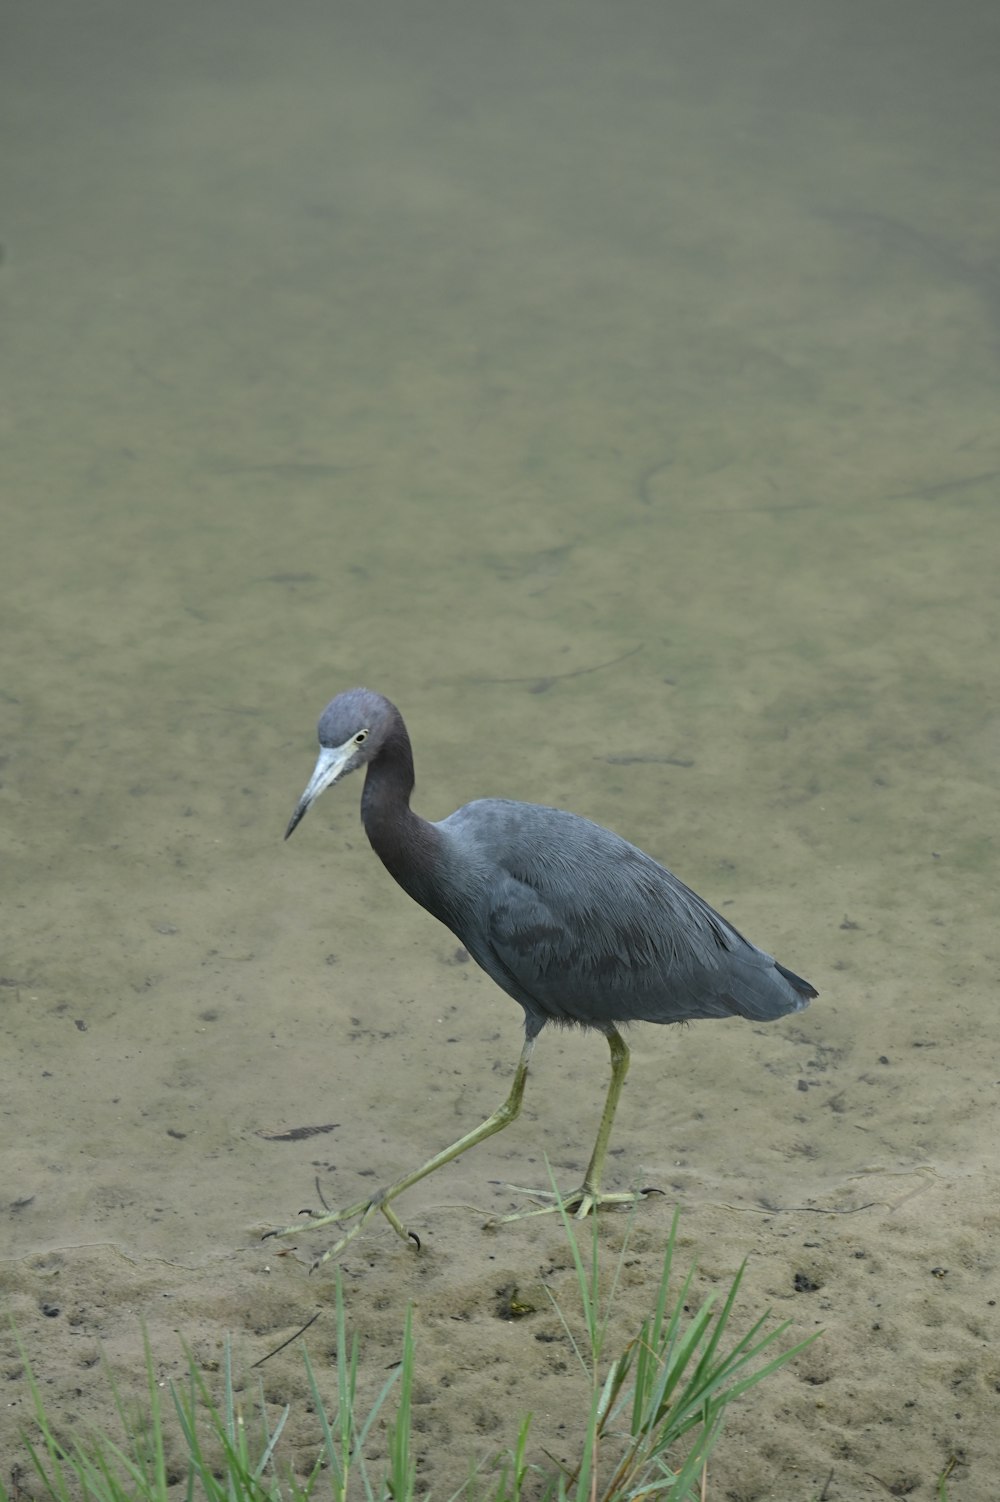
<box><xmin>499</xmin><ymin>1025</ymin><xmax>645</xmax><ymax>1221</ymax></box>
<box><xmin>266</xmin><ymin>1036</ymin><xmax>536</xmax><ymax>1267</ymax></box>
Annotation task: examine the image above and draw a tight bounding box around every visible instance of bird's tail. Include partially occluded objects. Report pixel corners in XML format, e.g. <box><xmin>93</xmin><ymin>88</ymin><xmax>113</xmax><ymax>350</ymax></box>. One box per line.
<box><xmin>774</xmin><ymin>961</ymin><xmax>819</xmax><ymax>1006</ymax></box>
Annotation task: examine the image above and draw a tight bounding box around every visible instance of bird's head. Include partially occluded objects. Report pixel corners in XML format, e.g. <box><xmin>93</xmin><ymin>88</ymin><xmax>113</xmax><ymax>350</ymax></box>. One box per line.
<box><xmin>285</xmin><ymin>687</ymin><xmax>399</xmax><ymax>839</ymax></box>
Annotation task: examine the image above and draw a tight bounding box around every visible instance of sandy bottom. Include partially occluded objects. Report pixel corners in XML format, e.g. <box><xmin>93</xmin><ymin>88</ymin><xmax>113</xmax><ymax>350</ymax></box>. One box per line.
<box><xmin>3</xmin><ymin>936</ymin><xmax>997</xmax><ymax>1499</ymax></box>
<box><xmin>2</xmin><ymin>1</ymin><xmax>999</xmax><ymax>1496</ymax></box>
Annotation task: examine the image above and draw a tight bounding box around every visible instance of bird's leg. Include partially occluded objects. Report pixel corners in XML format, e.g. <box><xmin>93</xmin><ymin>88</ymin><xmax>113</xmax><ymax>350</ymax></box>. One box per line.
<box><xmin>573</xmin><ymin>1025</ymin><xmax>631</xmax><ymax>1215</ymax></box>
<box><xmin>265</xmin><ymin>1036</ymin><xmax>536</xmax><ymax>1267</ymax></box>
<box><xmin>498</xmin><ymin>1026</ymin><xmax>647</xmax><ymax>1221</ymax></box>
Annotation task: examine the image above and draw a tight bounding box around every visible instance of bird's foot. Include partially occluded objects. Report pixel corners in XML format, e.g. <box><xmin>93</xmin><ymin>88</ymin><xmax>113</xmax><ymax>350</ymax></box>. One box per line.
<box><xmin>489</xmin><ymin>1181</ymin><xmax>660</xmax><ymax>1224</ymax></box>
<box><xmin>263</xmin><ymin>1188</ymin><xmax>420</xmax><ymax>1270</ymax></box>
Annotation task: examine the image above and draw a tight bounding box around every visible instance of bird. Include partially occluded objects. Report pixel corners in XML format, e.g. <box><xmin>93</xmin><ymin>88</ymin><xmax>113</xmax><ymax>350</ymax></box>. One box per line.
<box><xmin>270</xmin><ymin>686</ymin><xmax>816</xmax><ymax>1264</ymax></box>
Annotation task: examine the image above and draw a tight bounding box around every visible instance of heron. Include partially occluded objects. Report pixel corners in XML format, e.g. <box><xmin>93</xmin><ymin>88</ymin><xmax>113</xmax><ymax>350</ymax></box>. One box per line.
<box><xmin>269</xmin><ymin>687</ymin><xmax>816</xmax><ymax>1263</ymax></box>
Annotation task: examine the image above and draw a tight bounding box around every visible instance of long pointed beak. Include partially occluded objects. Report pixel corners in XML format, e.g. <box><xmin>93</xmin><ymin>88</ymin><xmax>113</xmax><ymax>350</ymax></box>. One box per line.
<box><xmin>285</xmin><ymin>743</ymin><xmax>355</xmax><ymax>839</ymax></box>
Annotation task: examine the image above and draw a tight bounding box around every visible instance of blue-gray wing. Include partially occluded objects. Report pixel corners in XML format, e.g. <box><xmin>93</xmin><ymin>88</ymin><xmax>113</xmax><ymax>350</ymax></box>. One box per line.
<box><xmin>440</xmin><ymin>801</ymin><xmax>812</xmax><ymax>1032</ymax></box>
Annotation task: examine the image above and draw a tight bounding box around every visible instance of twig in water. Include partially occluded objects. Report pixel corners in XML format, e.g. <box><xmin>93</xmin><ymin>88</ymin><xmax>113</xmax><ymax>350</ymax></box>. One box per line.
<box><xmin>252</xmin><ymin>1310</ymin><xmax>321</xmax><ymax>1368</ymax></box>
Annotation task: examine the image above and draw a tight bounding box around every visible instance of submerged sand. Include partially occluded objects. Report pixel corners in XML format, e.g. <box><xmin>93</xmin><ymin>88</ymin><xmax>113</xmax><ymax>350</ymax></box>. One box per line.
<box><xmin>2</xmin><ymin>2</ymin><xmax>998</xmax><ymax>1496</ymax></box>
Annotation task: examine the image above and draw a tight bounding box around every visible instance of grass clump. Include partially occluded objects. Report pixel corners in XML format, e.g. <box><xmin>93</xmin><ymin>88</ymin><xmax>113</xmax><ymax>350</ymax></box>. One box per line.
<box><xmin>513</xmin><ymin>1197</ymin><xmax>817</xmax><ymax>1502</ymax></box>
<box><xmin>3</xmin><ymin>1203</ymin><xmax>815</xmax><ymax>1502</ymax></box>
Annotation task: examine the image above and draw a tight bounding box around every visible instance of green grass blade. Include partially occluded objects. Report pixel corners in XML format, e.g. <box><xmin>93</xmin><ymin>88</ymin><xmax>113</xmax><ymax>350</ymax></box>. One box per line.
<box><xmin>384</xmin><ymin>1306</ymin><xmax>415</xmax><ymax>1502</ymax></box>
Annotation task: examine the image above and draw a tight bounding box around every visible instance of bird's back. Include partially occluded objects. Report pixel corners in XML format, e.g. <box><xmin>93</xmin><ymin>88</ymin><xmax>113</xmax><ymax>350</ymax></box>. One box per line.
<box><xmin>429</xmin><ymin>799</ymin><xmax>816</xmax><ymax>1035</ymax></box>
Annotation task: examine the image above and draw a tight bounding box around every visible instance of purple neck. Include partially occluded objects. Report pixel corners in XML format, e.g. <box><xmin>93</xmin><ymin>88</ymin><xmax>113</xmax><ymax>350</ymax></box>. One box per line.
<box><xmin>360</xmin><ymin>714</ymin><xmax>442</xmax><ymax>912</ymax></box>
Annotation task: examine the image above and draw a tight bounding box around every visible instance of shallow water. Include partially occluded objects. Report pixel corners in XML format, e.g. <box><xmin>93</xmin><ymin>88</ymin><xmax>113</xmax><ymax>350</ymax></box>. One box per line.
<box><xmin>2</xmin><ymin>1</ymin><xmax>998</xmax><ymax>1495</ymax></box>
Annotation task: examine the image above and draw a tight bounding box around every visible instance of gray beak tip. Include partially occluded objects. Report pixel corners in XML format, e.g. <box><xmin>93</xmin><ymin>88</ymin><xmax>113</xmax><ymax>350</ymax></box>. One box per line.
<box><xmin>285</xmin><ymin>803</ymin><xmax>308</xmax><ymax>840</ymax></box>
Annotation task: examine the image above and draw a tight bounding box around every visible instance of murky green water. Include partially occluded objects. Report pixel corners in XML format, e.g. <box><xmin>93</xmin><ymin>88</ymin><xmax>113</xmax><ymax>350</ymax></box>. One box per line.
<box><xmin>2</xmin><ymin>2</ymin><xmax>997</xmax><ymax>1495</ymax></box>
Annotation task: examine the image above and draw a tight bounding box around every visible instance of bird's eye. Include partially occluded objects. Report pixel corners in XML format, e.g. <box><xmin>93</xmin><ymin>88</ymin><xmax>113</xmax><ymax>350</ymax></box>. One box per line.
<box><xmin>354</xmin><ymin>729</ymin><xmax>369</xmax><ymax>746</ymax></box>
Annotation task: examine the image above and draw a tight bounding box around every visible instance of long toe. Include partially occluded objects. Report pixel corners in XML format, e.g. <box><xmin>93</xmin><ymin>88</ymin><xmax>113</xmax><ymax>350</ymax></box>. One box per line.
<box><xmin>494</xmin><ymin>1183</ymin><xmax>651</xmax><ymax>1224</ymax></box>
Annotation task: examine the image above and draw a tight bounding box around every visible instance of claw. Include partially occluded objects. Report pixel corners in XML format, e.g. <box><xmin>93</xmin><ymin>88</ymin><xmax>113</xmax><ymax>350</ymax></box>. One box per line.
<box><xmin>266</xmin><ymin>1189</ymin><xmax>419</xmax><ymax>1268</ymax></box>
<box><xmin>494</xmin><ymin>1182</ymin><xmax>656</xmax><ymax>1224</ymax></box>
